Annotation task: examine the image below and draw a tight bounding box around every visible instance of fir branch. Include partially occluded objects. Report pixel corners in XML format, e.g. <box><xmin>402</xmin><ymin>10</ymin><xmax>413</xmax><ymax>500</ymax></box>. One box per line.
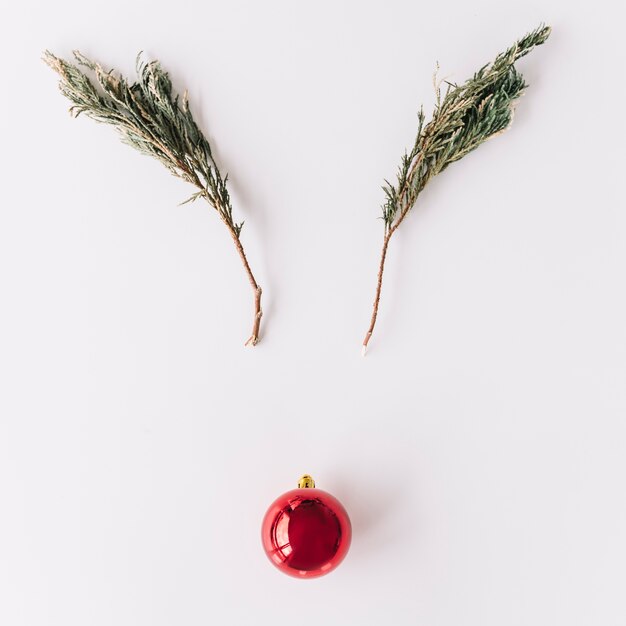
<box><xmin>362</xmin><ymin>25</ymin><xmax>551</xmax><ymax>354</ymax></box>
<box><xmin>44</xmin><ymin>50</ymin><xmax>263</xmax><ymax>346</ymax></box>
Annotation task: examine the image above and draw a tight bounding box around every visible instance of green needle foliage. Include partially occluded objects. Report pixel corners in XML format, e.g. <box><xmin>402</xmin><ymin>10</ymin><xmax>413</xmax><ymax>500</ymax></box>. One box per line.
<box><xmin>44</xmin><ymin>51</ymin><xmax>263</xmax><ymax>346</ymax></box>
<box><xmin>363</xmin><ymin>25</ymin><xmax>551</xmax><ymax>354</ymax></box>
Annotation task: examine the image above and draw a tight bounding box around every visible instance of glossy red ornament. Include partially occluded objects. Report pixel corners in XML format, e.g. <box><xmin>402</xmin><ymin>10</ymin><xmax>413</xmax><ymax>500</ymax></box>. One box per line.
<box><xmin>261</xmin><ymin>475</ymin><xmax>351</xmax><ymax>578</ymax></box>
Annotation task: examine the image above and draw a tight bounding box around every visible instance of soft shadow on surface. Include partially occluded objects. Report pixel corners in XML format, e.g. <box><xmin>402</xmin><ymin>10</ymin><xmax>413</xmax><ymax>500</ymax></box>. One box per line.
<box><xmin>330</xmin><ymin>465</ymin><xmax>422</xmax><ymax>563</ymax></box>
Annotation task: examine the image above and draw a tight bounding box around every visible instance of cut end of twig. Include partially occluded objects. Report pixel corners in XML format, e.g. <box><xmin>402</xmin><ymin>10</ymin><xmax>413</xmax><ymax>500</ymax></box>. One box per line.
<box><xmin>362</xmin><ymin>332</ymin><xmax>373</xmax><ymax>356</ymax></box>
<box><xmin>244</xmin><ymin>334</ymin><xmax>259</xmax><ymax>347</ymax></box>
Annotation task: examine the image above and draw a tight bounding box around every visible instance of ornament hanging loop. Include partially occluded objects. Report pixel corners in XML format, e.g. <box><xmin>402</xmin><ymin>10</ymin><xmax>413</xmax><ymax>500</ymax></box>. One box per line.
<box><xmin>297</xmin><ymin>474</ymin><xmax>315</xmax><ymax>489</ymax></box>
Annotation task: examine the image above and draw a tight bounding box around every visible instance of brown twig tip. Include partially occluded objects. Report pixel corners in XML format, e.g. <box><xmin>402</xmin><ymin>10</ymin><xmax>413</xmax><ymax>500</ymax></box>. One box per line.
<box><xmin>244</xmin><ymin>287</ymin><xmax>263</xmax><ymax>347</ymax></box>
<box><xmin>362</xmin><ymin>25</ymin><xmax>550</xmax><ymax>352</ymax></box>
<box><xmin>361</xmin><ymin>337</ymin><xmax>371</xmax><ymax>357</ymax></box>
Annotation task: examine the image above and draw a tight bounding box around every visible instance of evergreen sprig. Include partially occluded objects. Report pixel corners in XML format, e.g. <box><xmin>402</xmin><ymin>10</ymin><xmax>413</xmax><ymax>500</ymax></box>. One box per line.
<box><xmin>363</xmin><ymin>25</ymin><xmax>551</xmax><ymax>353</ymax></box>
<box><xmin>44</xmin><ymin>51</ymin><xmax>262</xmax><ymax>345</ymax></box>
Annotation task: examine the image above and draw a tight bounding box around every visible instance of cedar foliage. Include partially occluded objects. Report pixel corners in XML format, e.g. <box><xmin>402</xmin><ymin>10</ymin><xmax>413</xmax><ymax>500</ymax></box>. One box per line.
<box><xmin>363</xmin><ymin>25</ymin><xmax>551</xmax><ymax>353</ymax></box>
<box><xmin>44</xmin><ymin>51</ymin><xmax>263</xmax><ymax>345</ymax></box>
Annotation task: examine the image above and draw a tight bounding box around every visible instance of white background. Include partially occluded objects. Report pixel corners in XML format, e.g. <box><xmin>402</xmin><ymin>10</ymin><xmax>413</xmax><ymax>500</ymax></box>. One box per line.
<box><xmin>1</xmin><ymin>1</ymin><xmax>625</xmax><ymax>625</ymax></box>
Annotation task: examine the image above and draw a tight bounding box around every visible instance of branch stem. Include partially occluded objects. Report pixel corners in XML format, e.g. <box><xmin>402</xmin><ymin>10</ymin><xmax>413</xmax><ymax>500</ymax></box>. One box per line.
<box><xmin>362</xmin><ymin>229</ymin><xmax>392</xmax><ymax>354</ymax></box>
<box><xmin>226</xmin><ymin>225</ymin><xmax>263</xmax><ymax>346</ymax></box>
<box><xmin>362</xmin><ymin>210</ymin><xmax>410</xmax><ymax>355</ymax></box>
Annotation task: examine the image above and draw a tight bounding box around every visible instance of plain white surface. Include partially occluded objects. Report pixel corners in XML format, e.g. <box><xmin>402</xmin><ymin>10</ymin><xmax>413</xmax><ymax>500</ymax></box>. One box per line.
<box><xmin>1</xmin><ymin>1</ymin><xmax>625</xmax><ymax>624</ymax></box>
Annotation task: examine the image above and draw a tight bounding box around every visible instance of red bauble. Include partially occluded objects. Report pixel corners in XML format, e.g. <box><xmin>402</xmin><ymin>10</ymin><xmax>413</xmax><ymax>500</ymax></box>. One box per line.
<box><xmin>261</xmin><ymin>475</ymin><xmax>351</xmax><ymax>578</ymax></box>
